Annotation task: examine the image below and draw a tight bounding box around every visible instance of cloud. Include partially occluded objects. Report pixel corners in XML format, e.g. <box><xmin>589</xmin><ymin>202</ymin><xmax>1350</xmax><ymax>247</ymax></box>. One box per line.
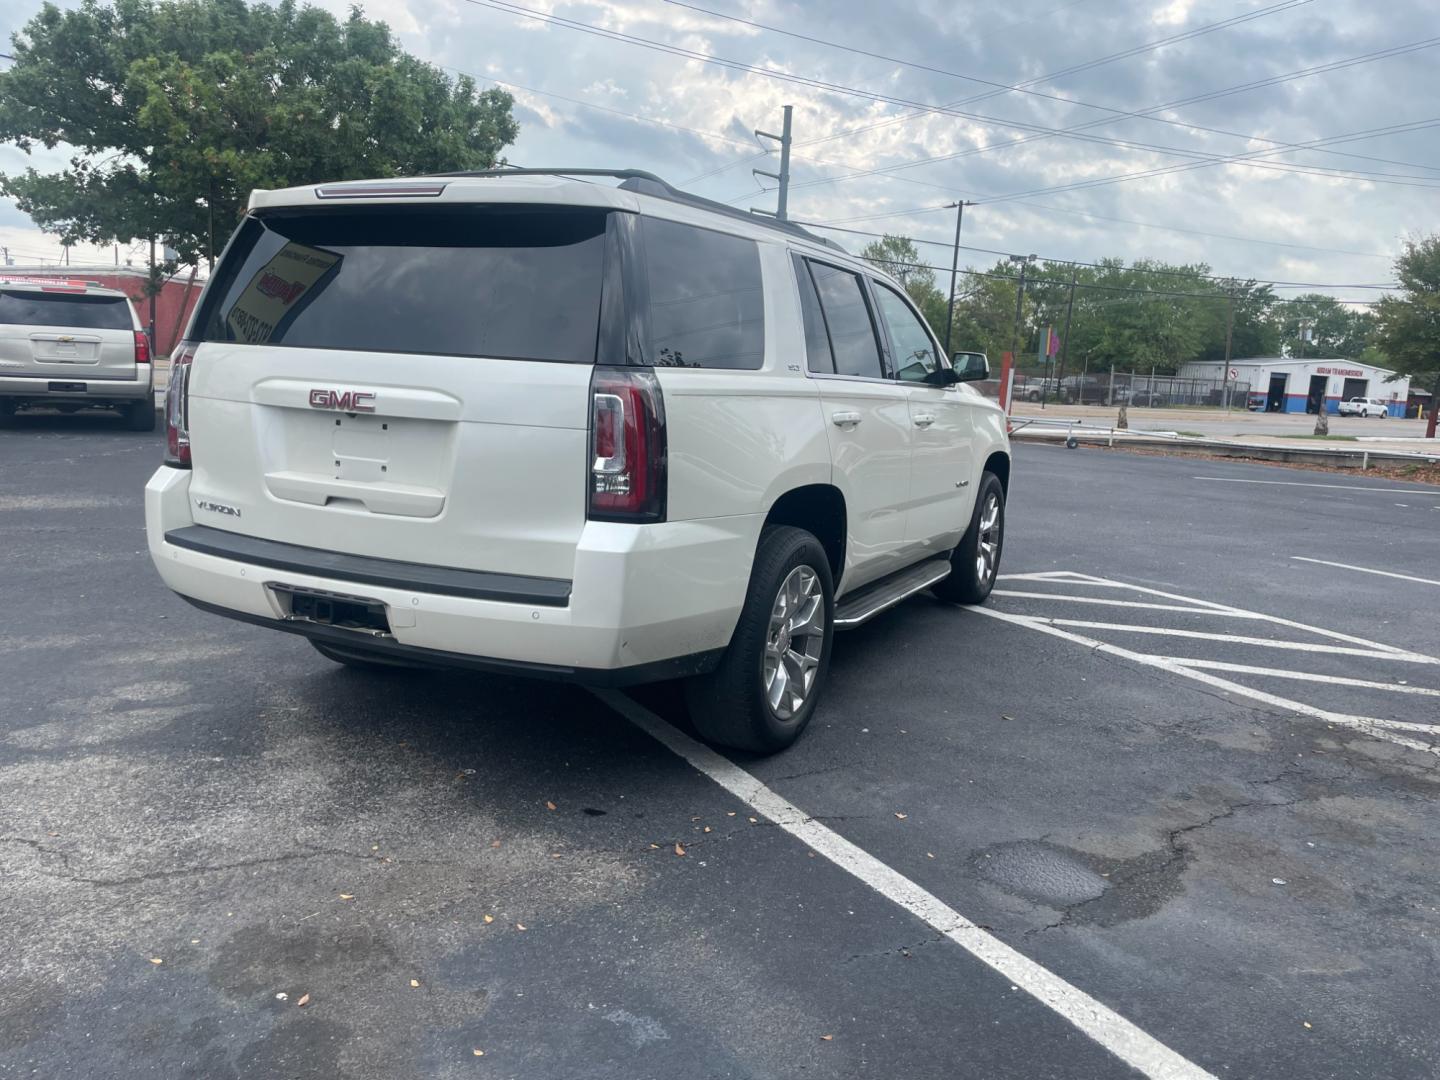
<box><xmin>2</xmin><ymin>0</ymin><xmax>1434</xmax><ymax>291</ymax></box>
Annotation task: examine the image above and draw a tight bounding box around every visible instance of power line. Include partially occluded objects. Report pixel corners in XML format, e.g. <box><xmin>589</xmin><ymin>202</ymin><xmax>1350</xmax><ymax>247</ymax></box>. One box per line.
<box><xmin>461</xmin><ymin>0</ymin><xmax>1440</xmax><ymax>193</ymax></box>
<box><xmin>975</xmin><ymin>116</ymin><xmax>1440</xmax><ymax>205</ymax></box>
<box><xmin>711</xmin><ymin>0</ymin><xmax>1317</xmax><ymax>165</ymax></box>
<box><xmin>793</xmin><ymin>218</ymin><xmax>1395</xmax><ymax>293</ymax></box>
<box><xmin>664</xmin><ymin>0</ymin><xmax>1439</xmax><ymax>178</ymax></box>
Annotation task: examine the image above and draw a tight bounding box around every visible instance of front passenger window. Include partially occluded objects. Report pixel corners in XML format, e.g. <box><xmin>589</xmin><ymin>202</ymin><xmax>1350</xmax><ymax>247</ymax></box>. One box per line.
<box><xmin>874</xmin><ymin>283</ymin><xmax>940</xmax><ymax>383</ymax></box>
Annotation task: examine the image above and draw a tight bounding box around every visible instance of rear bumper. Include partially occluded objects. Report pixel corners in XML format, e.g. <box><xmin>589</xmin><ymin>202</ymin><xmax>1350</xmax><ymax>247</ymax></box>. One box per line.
<box><xmin>0</xmin><ymin>367</ymin><xmax>153</xmax><ymax>401</ymax></box>
<box><xmin>146</xmin><ymin>466</ymin><xmax>758</xmax><ymax>681</ymax></box>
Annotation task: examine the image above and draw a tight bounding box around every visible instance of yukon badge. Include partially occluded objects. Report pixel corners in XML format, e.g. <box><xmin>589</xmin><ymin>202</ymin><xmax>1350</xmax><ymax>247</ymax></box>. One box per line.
<box><xmin>195</xmin><ymin>499</ymin><xmax>241</xmax><ymax>518</ymax></box>
<box><xmin>308</xmin><ymin>388</ymin><xmax>376</xmax><ymax>413</ymax></box>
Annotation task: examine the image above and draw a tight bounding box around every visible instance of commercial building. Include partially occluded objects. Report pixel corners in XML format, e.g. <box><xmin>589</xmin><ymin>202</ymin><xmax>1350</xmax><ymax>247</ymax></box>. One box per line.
<box><xmin>1177</xmin><ymin>357</ymin><xmax>1410</xmax><ymax>417</ymax></box>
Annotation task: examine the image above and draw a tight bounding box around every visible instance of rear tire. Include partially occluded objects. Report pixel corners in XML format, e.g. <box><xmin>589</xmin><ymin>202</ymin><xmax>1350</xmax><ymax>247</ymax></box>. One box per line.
<box><xmin>310</xmin><ymin>639</ymin><xmax>424</xmax><ymax>672</ymax></box>
<box><xmin>932</xmin><ymin>472</ymin><xmax>1005</xmax><ymax>605</ymax></box>
<box><xmin>685</xmin><ymin>525</ymin><xmax>834</xmax><ymax>755</ymax></box>
<box><xmin>124</xmin><ymin>401</ymin><xmax>158</xmax><ymax>432</ymax></box>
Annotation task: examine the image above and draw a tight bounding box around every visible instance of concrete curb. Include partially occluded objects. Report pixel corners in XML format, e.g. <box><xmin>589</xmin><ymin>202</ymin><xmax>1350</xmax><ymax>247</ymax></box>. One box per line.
<box><xmin>1011</xmin><ymin>429</ymin><xmax>1440</xmax><ymax>470</ymax></box>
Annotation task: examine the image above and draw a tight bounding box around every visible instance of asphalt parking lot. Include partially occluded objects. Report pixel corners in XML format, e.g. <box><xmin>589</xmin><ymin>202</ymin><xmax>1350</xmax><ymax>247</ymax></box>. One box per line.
<box><xmin>3</xmin><ymin>410</ymin><xmax>1438</xmax><ymax>1080</ymax></box>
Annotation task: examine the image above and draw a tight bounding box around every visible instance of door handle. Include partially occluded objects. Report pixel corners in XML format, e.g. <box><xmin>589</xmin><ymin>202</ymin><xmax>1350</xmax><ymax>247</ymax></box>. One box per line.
<box><xmin>913</xmin><ymin>413</ymin><xmax>936</xmax><ymax>428</ymax></box>
<box><xmin>831</xmin><ymin>410</ymin><xmax>862</xmax><ymax>427</ymax></box>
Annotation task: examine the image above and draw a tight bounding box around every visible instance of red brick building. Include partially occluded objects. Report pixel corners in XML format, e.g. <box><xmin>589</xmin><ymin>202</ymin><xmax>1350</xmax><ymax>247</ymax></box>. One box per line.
<box><xmin>4</xmin><ymin>265</ymin><xmax>205</xmax><ymax>357</ymax></box>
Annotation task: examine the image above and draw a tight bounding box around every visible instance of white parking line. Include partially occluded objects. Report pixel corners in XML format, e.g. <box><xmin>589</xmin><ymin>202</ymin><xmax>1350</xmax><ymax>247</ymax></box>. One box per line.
<box><xmin>1193</xmin><ymin>476</ymin><xmax>1431</xmax><ymax>495</ymax></box>
<box><xmin>1005</xmin><ymin>574</ymin><xmax>1417</xmax><ymax>656</ymax></box>
<box><xmin>967</xmin><ymin>608</ymin><xmax>1440</xmax><ymax>753</ymax></box>
<box><xmin>1164</xmin><ymin>658</ymin><xmax>1440</xmax><ymax>697</ymax></box>
<box><xmin>1290</xmin><ymin>557</ymin><xmax>1440</xmax><ymax>588</ymax></box>
<box><xmin>1030</xmin><ymin>618</ymin><xmax>1440</xmax><ymax>664</ymax></box>
<box><xmin>992</xmin><ymin>591</ymin><xmax>1256</xmax><ymax>617</ymax></box>
<box><xmin>593</xmin><ymin>688</ymin><xmax>1218</xmax><ymax>1080</ymax></box>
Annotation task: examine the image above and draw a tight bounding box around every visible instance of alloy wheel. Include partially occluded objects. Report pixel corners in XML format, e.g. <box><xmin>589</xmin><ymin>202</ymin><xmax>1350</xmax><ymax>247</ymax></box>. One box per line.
<box><xmin>763</xmin><ymin>565</ymin><xmax>825</xmax><ymax>720</ymax></box>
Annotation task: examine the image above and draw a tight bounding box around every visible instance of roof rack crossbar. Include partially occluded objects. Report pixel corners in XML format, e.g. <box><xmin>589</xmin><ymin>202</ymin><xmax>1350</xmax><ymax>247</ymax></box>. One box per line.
<box><xmin>429</xmin><ymin>167</ymin><xmax>845</xmax><ymax>251</ymax></box>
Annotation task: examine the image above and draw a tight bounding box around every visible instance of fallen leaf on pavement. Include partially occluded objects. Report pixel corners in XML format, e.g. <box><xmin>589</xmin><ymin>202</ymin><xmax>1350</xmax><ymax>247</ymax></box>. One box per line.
<box><xmin>674</xmin><ymin>843</ymin><xmax>686</xmax><ymax>856</ymax></box>
<box><xmin>515</xmin><ymin>923</ymin><xmax>527</xmax><ymax>931</ymax></box>
<box><xmin>546</xmin><ymin>801</ymin><xmax>557</xmax><ymax>811</ymax></box>
<box><xmin>703</xmin><ymin>826</ymin><xmax>712</xmax><ymax>833</ymax></box>
<box><xmin>410</xmin><ymin>979</ymin><xmax>420</xmax><ymax>988</ymax></box>
<box><xmin>149</xmin><ymin>958</ymin><xmax>163</xmax><ymax>965</ymax></box>
<box><xmin>894</xmin><ymin>812</ymin><xmax>908</xmax><ymax>820</ymax></box>
<box><xmin>490</xmin><ymin>840</ymin><xmax>502</xmax><ymax>849</ymax></box>
<box><xmin>483</xmin><ymin>914</ymin><xmax>494</xmax><ymax>924</ymax></box>
<box><xmin>339</xmin><ymin>894</ymin><xmax>354</xmax><ymax>901</ymax></box>
<box><xmin>820</xmin><ymin>1034</ymin><xmax>833</xmax><ymax>1041</ymax></box>
<box><xmin>296</xmin><ymin>993</ymin><xmax>310</xmax><ymax>1007</ymax></box>
<box><xmin>473</xmin><ymin>1049</ymin><xmax>485</xmax><ymax>1057</ymax></box>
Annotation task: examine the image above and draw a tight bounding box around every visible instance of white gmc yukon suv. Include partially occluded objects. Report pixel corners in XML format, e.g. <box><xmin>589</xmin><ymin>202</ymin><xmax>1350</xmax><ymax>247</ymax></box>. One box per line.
<box><xmin>145</xmin><ymin>169</ymin><xmax>1010</xmax><ymax>753</ymax></box>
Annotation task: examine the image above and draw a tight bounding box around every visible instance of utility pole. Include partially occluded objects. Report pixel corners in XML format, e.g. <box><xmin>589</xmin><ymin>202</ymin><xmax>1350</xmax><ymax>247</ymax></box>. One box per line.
<box><xmin>1056</xmin><ymin>267</ymin><xmax>1077</xmax><ymax>399</ymax></box>
<box><xmin>147</xmin><ymin>234</ymin><xmax>157</xmax><ymax>352</ymax></box>
<box><xmin>207</xmin><ymin>175</ymin><xmax>216</xmax><ymax>276</ymax></box>
<box><xmin>752</xmin><ymin>105</ymin><xmax>793</xmax><ymax>222</ymax></box>
<box><xmin>1008</xmin><ymin>254</ymin><xmax>1037</xmax><ymax>370</ymax></box>
<box><xmin>1221</xmin><ymin>291</ymin><xmax>1235</xmax><ymax>411</ymax></box>
<box><xmin>942</xmin><ymin>200</ymin><xmax>974</xmax><ymax>356</ymax></box>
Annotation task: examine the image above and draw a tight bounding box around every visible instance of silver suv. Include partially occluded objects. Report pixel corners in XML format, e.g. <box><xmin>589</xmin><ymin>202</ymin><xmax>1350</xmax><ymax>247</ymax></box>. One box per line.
<box><xmin>0</xmin><ymin>278</ymin><xmax>155</xmax><ymax>430</ymax></box>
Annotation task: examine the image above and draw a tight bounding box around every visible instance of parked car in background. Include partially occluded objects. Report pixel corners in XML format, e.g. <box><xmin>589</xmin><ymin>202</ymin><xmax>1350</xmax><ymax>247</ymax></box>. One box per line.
<box><xmin>146</xmin><ymin>168</ymin><xmax>1012</xmax><ymax>755</ymax></box>
<box><xmin>0</xmin><ymin>278</ymin><xmax>155</xmax><ymax>430</ymax></box>
<box><xmin>1336</xmin><ymin>396</ymin><xmax>1389</xmax><ymax>418</ymax></box>
<box><xmin>1013</xmin><ymin>375</ymin><xmax>1061</xmax><ymax>402</ymax></box>
<box><xmin>1128</xmin><ymin>390</ymin><xmax>1170</xmax><ymax>407</ymax></box>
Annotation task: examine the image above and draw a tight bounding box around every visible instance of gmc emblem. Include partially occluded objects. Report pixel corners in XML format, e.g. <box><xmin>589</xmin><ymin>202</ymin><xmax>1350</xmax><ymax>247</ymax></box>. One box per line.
<box><xmin>308</xmin><ymin>388</ymin><xmax>376</xmax><ymax>413</ymax></box>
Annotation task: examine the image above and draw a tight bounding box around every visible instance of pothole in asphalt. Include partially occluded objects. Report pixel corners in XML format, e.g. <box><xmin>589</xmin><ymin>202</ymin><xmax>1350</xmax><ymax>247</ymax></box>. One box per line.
<box><xmin>971</xmin><ymin>840</ymin><xmax>1109</xmax><ymax>907</ymax></box>
<box><xmin>971</xmin><ymin>839</ymin><xmax>1189</xmax><ymax>927</ymax></box>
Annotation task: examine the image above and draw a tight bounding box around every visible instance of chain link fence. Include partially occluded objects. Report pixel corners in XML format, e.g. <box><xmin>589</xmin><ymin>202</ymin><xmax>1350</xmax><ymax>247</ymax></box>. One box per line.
<box><xmin>998</xmin><ymin>372</ymin><xmax>1252</xmax><ymax>408</ymax></box>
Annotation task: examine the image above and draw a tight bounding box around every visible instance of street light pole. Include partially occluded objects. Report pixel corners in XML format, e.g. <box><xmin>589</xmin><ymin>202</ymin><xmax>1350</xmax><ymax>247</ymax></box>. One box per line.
<box><xmin>752</xmin><ymin>106</ymin><xmax>793</xmax><ymax>222</ymax></box>
<box><xmin>943</xmin><ymin>200</ymin><xmax>974</xmax><ymax>356</ymax></box>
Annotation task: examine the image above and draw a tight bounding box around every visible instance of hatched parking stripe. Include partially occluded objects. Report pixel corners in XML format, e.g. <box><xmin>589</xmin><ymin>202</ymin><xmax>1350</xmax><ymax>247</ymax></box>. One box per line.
<box><xmin>594</xmin><ymin>688</ymin><xmax>1219</xmax><ymax>1080</ymax></box>
<box><xmin>969</xmin><ymin>606</ymin><xmax>1440</xmax><ymax>752</ymax></box>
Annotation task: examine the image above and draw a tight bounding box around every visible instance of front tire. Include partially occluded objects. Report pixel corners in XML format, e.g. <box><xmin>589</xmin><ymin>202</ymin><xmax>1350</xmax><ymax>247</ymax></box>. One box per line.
<box><xmin>932</xmin><ymin>472</ymin><xmax>1005</xmax><ymax>605</ymax></box>
<box><xmin>685</xmin><ymin>525</ymin><xmax>834</xmax><ymax>754</ymax></box>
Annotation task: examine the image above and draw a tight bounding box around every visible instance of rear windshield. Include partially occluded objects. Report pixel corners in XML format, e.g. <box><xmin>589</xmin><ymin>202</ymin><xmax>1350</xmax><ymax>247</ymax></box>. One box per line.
<box><xmin>198</xmin><ymin>207</ymin><xmax>608</xmax><ymax>363</ymax></box>
<box><xmin>0</xmin><ymin>290</ymin><xmax>133</xmax><ymax>330</ymax></box>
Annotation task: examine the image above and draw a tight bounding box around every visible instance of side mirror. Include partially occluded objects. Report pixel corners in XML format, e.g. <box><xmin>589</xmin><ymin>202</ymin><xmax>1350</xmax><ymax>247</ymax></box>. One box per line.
<box><xmin>951</xmin><ymin>352</ymin><xmax>990</xmax><ymax>382</ymax></box>
<box><xmin>923</xmin><ymin>366</ymin><xmax>961</xmax><ymax>387</ymax></box>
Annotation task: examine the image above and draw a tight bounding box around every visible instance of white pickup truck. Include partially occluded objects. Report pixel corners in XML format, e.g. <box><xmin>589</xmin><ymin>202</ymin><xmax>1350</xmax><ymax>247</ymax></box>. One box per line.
<box><xmin>1336</xmin><ymin>397</ymin><xmax>1390</xmax><ymax>418</ymax></box>
<box><xmin>145</xmin><ymin>168</ymin><xmax>1012</xmax><ymax>753</ymax></box>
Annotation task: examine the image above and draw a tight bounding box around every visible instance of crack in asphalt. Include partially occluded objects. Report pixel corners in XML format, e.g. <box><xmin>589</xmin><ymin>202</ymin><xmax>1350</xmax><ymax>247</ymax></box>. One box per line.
<box><xmin>1</xmin><ymin>837</ymin><xmax>388</xmax><ymax>888</ymax></box>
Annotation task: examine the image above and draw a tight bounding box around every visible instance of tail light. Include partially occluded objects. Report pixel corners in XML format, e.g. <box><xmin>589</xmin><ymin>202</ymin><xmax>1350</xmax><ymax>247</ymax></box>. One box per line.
<box><xmin>587</xmin><ymin>368</ymin><xmax>666</xmax><ymax>522</ymax></box>
<box><xmin>134</xmin><ymin>331</ymin><xmax>150</xmax><ymax>364</ymax></box>
<box><xmin>164</xmin><ymin>340</ymin><xmax>196</xmax><ymax>468</ymax></box>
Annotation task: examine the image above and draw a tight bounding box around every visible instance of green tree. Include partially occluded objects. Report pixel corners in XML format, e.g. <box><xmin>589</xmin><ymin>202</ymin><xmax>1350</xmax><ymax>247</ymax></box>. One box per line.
<box><xmin>0</xmin><ymin>0</ymin><xmax>519</xmax><ymax>274</ymax></box>
<box><xmin>1270</xmin><ymin>294</ymin><xmax>1374</xmax><ymax>359</ymax></box>
<box><xmin>1372</xmin><ymin>235</ymin><xmax>1440</xmax><ymax>436</ymax></box>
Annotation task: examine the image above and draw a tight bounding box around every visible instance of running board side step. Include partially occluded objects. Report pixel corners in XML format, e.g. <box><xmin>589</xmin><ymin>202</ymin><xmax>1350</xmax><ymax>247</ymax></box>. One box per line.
<box><xmin>834</xmin><ymin>556</ymin><xmax>953</xmax><ymax>629</ymax></box>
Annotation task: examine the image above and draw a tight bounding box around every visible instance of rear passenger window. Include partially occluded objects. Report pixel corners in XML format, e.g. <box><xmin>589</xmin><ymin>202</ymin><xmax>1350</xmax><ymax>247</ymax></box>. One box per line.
<box><xmin>0</xmin><ymin>290</ymin><xmax>133</xmax><ymax>330</ymax></box>
<box><xmin>641</xmin><ymin>217</ymin><xmax>764</xmax><ymax>369</ymax></box>
<box><xmin>807</xmin><ymin>262</ymin><xmax>884</xmax><ymax>379</ymax></box>
<box><xmin>792</xmin><ymin>255</ymin><xmax>833</xmax><ymax>373</ymax></box>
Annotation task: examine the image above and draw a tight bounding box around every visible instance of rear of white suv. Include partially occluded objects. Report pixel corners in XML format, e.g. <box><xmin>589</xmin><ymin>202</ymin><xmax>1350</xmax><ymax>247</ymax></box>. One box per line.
<box><xmin>148</xmin><ymin>170</ymin><xmax>1010</xmax><ymax>754</ymax></box>
<box><xmin>0</xmin><ymin>280</ymin><xmax>155</xmax><ymax>429</ymax></box>
<box><xmin>149</xmin><ymin>177</ymin><xmax>765</xmax><ymax>688</ymax></box>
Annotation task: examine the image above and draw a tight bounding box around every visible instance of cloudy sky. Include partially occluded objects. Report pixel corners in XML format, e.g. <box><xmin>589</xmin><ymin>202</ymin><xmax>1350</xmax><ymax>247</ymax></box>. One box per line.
<box><xmin>2</xmin><ymin>0</ymin><xmax>1436</xmax><ymax>300</ymax></box>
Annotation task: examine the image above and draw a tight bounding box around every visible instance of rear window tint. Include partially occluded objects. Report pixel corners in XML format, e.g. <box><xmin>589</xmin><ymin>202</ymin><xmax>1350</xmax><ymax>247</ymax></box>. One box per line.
<box><xmin>0</xmin><ymin>291</ymin><xmax>133</xmax><ymax>330</ymax></box>
<box><xmin>641</xmin><ymin>217</ymin><xmax>764</xmax><ymax>369</ymax></box>
<box><xmin>198</xmin><ymin>207</ymin><xmax>608</xmax><ymax>363</ymax></box>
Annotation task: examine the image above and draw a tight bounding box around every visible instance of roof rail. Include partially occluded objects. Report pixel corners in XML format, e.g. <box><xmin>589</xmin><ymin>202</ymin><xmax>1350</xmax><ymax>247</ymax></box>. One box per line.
<box><xmin>432</xmin><ymin>167</ymin><xmax>846</xmax><ymax>252</ymax></box>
